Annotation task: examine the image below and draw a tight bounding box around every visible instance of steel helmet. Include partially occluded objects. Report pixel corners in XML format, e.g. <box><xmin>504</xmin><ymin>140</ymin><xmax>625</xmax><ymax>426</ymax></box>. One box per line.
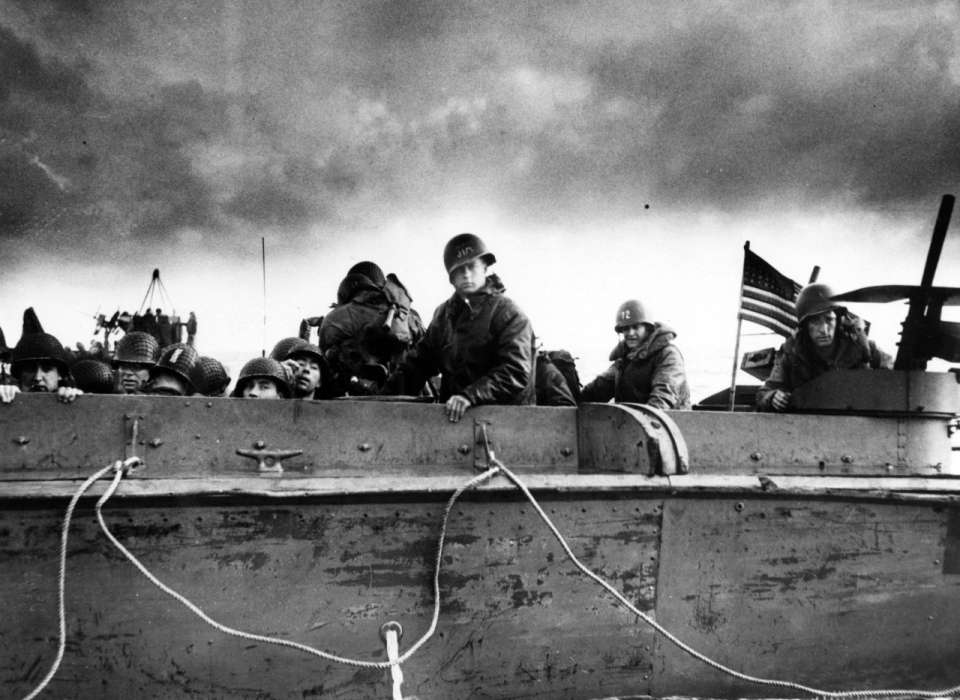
<box><xmin>11</xmin><ymin>332</ymin><xmax>70</xmax><ymax>376</ymax></box>
<box><xmin>114</xmin><ymin>331</ymin><xmax>160</xmax><ymax>367</ymax></box>
<box><xmin>287</xmin><ymin>339</ymin><xmax>324</xmax><ymax>366</ymax></box>
<box><xmin>150</xmin><ymin>343</ymin><xmax>198</xmax><ymax>390</ymax></box>
<box><xmin>614</xmin><ymin>299</ymin><xmax>650</xmax><ymax>332</ymax></box>
<box><xmin>443</xmin><ymin>233</ymin><xmax>496</xmax><ymax>277</ymax></box>
<box><xmin>71</xmin><ymin>359</ymin><xmax>115</xmax><ymax>394</ymax></box>
<box><xmin>270</xmin><ymin>337</ymin><xmax>304</xmax><ymax>362</ymax></box>
<box><xmin>337</xmin><ymin>261</ymin><xmax>387</xmax><ymax>304</ymax></box>
<box><xmin>795</xmin><ymin>283</ymin><xmax>838</xmax><ymax>323</ymax></box>
<box><xmin>231</xmin><ymin>357</ymin><xmax>291</xmax><ymax>398</ymax></box>
<box><xmin>189</xmin><ymin>356</ymin><xmax>231</xmax><ymax>396</ymax></box>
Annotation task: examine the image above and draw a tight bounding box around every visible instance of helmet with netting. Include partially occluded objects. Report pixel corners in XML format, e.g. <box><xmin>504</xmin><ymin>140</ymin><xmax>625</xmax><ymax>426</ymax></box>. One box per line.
<box><xmin>190</xmin><ymin>356</ymin><xmax>231</xmax><ymax>396</ymax></box>
<box><xmin>231</xmin><ymin>357</ymin><xmax>291</xmax><ymax>397</ymax></box>
<box><xmin>150</xmin><ymin>343</ymin><xmax>198</xmax><ymax>391</ymax></box>
<box><xmin>11</xmin><ymin>332</ymin><xmax>70</xmax><ymax>377</ymax></box>
<box><xmin>114</xmin><ymin>331</ymin><xmax>160</xmax><ymax>367</ymax></box>
<box><xmin>71</xmin><ymin>359</ymin><xmax>116</xmax><ymax>394</ymax></box>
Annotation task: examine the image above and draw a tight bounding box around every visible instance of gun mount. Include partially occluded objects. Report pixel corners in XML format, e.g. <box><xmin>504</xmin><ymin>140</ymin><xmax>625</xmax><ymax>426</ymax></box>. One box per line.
<box><xmin>832</xmin><ymin>194</ymin><xmax>960</xmax><ymax>370</ymax></box>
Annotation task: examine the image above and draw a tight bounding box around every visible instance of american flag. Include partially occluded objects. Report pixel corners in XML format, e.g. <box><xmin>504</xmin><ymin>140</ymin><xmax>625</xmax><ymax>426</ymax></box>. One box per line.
<box><xmin>738</xmin><ymin>245</ymin><xmax>802</xmax><ymax>338</ymax></box>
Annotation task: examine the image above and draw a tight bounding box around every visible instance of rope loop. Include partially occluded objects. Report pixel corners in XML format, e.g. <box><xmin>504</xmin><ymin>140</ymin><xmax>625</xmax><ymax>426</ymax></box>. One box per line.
<box><xmin>20</xmin><ymin>453</ymin><xmax>960</xmax><ymax>700</ymax></box>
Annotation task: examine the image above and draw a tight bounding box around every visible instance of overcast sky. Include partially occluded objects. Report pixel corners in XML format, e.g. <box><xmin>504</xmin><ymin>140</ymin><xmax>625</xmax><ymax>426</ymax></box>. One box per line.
<box><xmin>3</xmin><ymin>0</ymin><xmax>960</xmax><ymax>396</ymax></box>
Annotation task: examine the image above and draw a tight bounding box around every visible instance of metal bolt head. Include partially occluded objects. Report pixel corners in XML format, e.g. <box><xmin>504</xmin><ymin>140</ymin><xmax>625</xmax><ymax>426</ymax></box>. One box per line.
<box><xmin>457</xmin><ymin>444</ymin><xmax>470</xmax><ymax>455</ymax></box>
<box><xmin>560</xmin><ymin>447</ymin><xmax>573</xmax><ymax>457</ymax></box>
<box><xmin>148</xmin><ymin>438</ymin><xmax>163</xmax><ymax>448</ymax></box>
<box><xmin>841</xmin><ymin>455</ymin><xmax>853</xmax><ymax>464</ymax></box>
<box><xmin>749</xmin><ymin>452</ymin><xmax>762</xmax><ymax>461</ymax></box>
<box><xmin>14</xmin><ymin>435</ymin><xmax>29</xmax><ymax>446</ymax></box>
<box><xmin>358</xmin><ymin>443</ymin><xmax>372</xmax><ymax>452</ymax></box>
<box><xmin>254</xmin><ymin>440</ymin><xmax>266</xmax><ymax>449</ymax></box>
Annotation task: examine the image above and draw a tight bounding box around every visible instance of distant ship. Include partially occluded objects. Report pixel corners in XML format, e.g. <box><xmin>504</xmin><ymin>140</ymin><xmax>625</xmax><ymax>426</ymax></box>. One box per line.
<box><xmin>93</xmin><ymin>268</ymin><xmax>197</xmax><ymax>352</ymax></box>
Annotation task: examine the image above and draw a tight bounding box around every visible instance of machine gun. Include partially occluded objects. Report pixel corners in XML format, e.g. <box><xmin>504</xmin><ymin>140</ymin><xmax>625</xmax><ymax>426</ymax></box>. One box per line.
<box><xmin>832</xmin><ymin>194</ymin><xmax>960</xmax><ymax>370</ymax></box>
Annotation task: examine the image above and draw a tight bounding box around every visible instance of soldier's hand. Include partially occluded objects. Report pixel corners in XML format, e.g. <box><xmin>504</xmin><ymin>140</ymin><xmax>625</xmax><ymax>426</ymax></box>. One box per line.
<box><xmin>0</xmin><ymin>385</ymin><xmax>21</xmax><ymax>404</ymax></box>
<box><xmin>57</xmin><ymin>387</ymin><xmax>83</xmax><ymax>403</ymax></box>
<box><xmin>445</xmin><ymin>394</ymin><xmax>471</xmax><ymax>423</ymax></box>
<box><xmin>770</xmin><ymin>390</ymin><xmax>790</xmax><ymax>412</ymax></box>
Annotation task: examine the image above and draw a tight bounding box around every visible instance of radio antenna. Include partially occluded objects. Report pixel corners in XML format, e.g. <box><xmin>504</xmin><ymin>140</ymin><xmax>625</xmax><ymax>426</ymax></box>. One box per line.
<box><xmin>261</xmin><ymin>237</ymin><xmax>267</xmax><ymax>357</ymax></box>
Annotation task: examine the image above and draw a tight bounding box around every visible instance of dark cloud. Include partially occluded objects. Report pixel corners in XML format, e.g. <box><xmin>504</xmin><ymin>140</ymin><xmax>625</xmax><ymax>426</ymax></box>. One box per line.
<box><xmin>0</xmin><ymin>24</ymin><xmax>92</xmax><ymax>106</ymax></box>
<box><xmin>2</xmin><ymin>1</ymin><xmax>959</xmax><ymax>260</ymax></box>
<box><xmin>584</xmin><ymin>7</ymin><xmax>960</xmax><ymax>210</ymax></box>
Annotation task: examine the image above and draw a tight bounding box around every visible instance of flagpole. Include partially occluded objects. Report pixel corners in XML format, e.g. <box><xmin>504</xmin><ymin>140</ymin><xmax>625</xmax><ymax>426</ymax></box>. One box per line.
<box><xmin>728</xmin><ymin>241</ymin><xmax>749</xmax><ymax>411</ymax></box>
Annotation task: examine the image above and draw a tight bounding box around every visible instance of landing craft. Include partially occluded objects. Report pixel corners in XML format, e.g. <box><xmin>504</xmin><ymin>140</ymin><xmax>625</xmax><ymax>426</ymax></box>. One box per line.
<box><xmin>92</xmin><ymin>268</ymin><xmax>198</xmax><ymax>354</ymax></box>
<box><xmin>2</xmin><ymin>201</ymin><xmax>960</xmax><ymax>699</ymax></box>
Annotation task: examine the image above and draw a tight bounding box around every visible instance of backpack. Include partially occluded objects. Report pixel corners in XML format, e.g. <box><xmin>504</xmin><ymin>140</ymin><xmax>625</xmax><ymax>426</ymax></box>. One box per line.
<box><xmin>539</xmin><ymin>349</ymin><xmax>582</xmax><ymax>403</ymax></box>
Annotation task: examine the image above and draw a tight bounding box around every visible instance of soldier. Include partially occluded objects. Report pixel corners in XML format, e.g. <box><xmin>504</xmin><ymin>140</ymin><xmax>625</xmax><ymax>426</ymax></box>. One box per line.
<box><xmin>756</xmin><ymin>283</ymin><xmax>893</xmax><ymax>412</ymax></box>
<box><xmin>535</xmin><ymin>350</ymin><xmax>576</xmax><ymax>406</ymax></box>
<box><xmin>387</xmin><ymin>233</ymin><xmax>535</xmax><ymax>422</ymax></box>
<box><xmin>231</xmin><ymin>357</ymin><xmax>291</xmax><ymax>399</ymax></box>
<box><xmin>319</xmin><ymin>261</ymin><xmax>425</xmax><ymax>397</ymax></box>
<box><xmin>190</xmin><ymin>356</ymin><xmax>231</xmax><ymax>397</ymax></box>
<box><xmin>581</xmin><ymin>299</ymin><xmax>691</xmax><ymax>409</ymax></box>
<box><xmin>147</xmin><ymin>343</ymin><xmax>198</xmax><ymax>396</ymax></box>
<box><xmin>0</xmin><ymin>325</ymin><xmax>10</xmax><ymax>385</ymax></box>
<box><xmin>72</xmin><ymin>359</ymin><xmax>116</xmax><ymax>394</ymax></box>
<box><xmin>0</xmin><ymin>309</ymin><xmax>82</xmax><ymax>404</ymax></box>
<box><xmin>113</xmin><ymin>331</ymin><xmax>160</xmax><ymax>394</ymax></box>
<box><xmin>279</xmin><ymin>340</ymin><xmax>326</xmax><ymax>400</ymax></box>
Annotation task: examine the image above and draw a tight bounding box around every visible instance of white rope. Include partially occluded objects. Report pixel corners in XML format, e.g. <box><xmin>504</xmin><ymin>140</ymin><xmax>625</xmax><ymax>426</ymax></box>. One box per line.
<box><xmin>91</xmin><ymin>461</ymin><xmax>501</xmax><ymax>672</ymax></box>
<box><xmin>384</xmin><ymin>626</ymin><xmax>404</xmax><ymax>700</ymax></box>
<box><xmin>487</xmin><ymin>454</ymin><xmax>960</xmax><ymax>700</ymax></box>
<box><xmin>20</xmin><ymin>460</ymin><xmax>131</xmax><ymax>700</ymax></box>
<box><xmin>23</xmin><ymin>455</ymin><xmax>960</xmax><ymax>700</ymax></box>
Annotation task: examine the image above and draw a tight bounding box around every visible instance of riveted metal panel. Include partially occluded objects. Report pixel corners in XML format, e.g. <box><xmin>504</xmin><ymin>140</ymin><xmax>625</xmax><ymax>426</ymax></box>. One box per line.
<box><xmin>0</xmin><ymin>395</ymin><xmax>579</xmax><ymax>480</ymax></box>
<box><xmin>670</xmin><ymin>411</ymin><xmax>953</xmax><ymax>476</ymax></box>
<box><xmin>653</xmin><ymin>497</ymin><xmax>960</xmax><ymax>698</ymax></box>
<box><xmin>0</xmin><ymin>493</ymin><xmax>661</xmax><ymax>699</ymax></box>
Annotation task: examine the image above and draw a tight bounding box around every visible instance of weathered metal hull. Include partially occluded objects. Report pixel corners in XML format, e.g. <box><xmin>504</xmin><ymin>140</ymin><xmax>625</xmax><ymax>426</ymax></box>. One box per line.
<box><xmin>2</xmin><ymin>391</ymin><xmax>959</xmax><ymax>699</ymax></box>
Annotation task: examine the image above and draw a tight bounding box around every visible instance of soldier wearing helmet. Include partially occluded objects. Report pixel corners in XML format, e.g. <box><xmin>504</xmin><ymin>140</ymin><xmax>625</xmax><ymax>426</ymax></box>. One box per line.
<box><xmin>113</xmin><ymin>331</ymin><xmax>160</xmax><ymax>394</ymax></box>
<box><xmin>319</xmin><ymin>261</ymin><xmax>425</xmax><ymax>397</ymax></box>
<box><xmin>756</xmin><ymin>283</ymin><xmax>892</xmax><ymax>412</ymax></box>
<box><xmin>189</xmin><ymin>356</ymin><xmax>231</xmax><ymax>397</ymax></box>
<box><xmin>231</xmin><ymin>357</ymin><xmax>291</xmax><ymax>399</ymax></box>
<box><xmin>581</xmin><ymin>299</ymin><xmax>690</xmax><ymax>409</ymax></box>
<box><xmin>147</xmin><ymin>343</ymin><xmax>198</xmax><ymax>396</ymax></box>
<box><xmin>277</xmin><ymin>339</ymin><xmax>327</xmax><ymax>400</ymax></box>
<box><xmin>72</xmin><ymin>359</ymin><xmax>116</xmax><ymax>394</ymax></box>
<box><xmin>387</xmin><ymin>233</ymin><xmax>535</xmax><ymax>422</ymax></box>
<box><xmin>0</xmin><ymin>308</ymin><xmax>83</xmax><ymax>404</ymax></box>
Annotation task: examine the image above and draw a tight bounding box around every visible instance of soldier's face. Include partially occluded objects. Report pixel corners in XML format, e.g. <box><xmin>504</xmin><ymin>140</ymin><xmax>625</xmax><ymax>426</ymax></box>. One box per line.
<box><xmin>806</xmin><ymin>310</ymin><xmax>837</xmax><ymax>347</ymax></box>
<box><xmin>450</xmin><ymin>259</ymin><xmax>487</xmax><ymax>294</ymax></box>
<box><xmin>243</xmin><ymin>378</ymin><xmax>281</xmax><ymax>399</ymax></box>
<box><xmin>19</xmin><ymin>361</ymin><xmax>61</xmax><ymax>392</ymax></box>
<box><xmin>620</xmin><ymin>323</ymin><xmax>649</xmax><ymax>349</ymax></box>
<box><xmin>292</xmin><ymin>355</ymin><xmax>321</xmax><ymax>396</ymax></box>
<box><xmin>116</xmin><ymin>362</ymin><xmax>150</xmax><ymax>393</ymax></box>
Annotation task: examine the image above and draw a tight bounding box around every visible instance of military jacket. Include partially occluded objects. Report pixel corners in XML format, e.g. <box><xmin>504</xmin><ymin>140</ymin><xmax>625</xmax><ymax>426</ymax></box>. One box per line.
<box><xmin>756</xmin><ymin>313</ymin><xmax>893</xmax><ymax>411</ymax></box>
<box><xmin>580</xmin><ymin>323</ymin><xmax>690</xmax><ymax>409</ymax></box>
<box><xmin>391</xmin><ymin>275</ymin><xmax>535</xmax><ymax>405</ymax></box>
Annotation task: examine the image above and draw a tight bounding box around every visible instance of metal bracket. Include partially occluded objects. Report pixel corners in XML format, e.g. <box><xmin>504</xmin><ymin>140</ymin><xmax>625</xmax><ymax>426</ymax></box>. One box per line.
<box><xmin>624</xmin><ymin>403</ymin><xmax>690</xmax><ymax>475</ymax></box>
<box><xmin>473</xmin><ymin>420</ymin><xmax>495</xmax><ymax>470</ymax></box>
<box><xmin>236</xmin><ymin>440</ymin><xmax>303</xmax><ymax>474</ymax></box>
<box><xmin>124</xmin><ymin>414</ymin><xmax>143</xmax><ymax>463</ymax></box>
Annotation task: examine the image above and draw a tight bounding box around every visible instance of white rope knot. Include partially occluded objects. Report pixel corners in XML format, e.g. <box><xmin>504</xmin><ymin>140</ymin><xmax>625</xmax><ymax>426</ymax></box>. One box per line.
<box><xmin>380</xmin><ymin>621</ymin><xmax>404</xmax><ymax>700</ymax></box>
<box><xmin>114</xmin><ymin>456</ymin><xmax>143</xmax><ymax>476</ymax></box>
